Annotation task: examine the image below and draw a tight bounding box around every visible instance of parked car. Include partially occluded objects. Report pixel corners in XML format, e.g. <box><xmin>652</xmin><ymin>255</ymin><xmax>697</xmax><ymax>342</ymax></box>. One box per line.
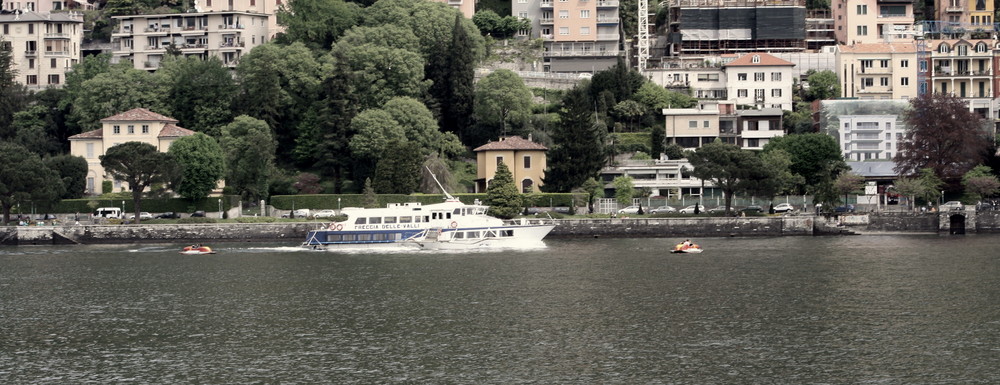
<box><xmin>36</xmin><ymin>214</ymin><xmax>58</xmax><ymax>220</ymax></box>
<box><xmin>941</xmin><ymin>201</ymin><xmax>964</xmax><ymax>211</ymax></box>
<box><xmin>773</xmin><ymin>203</ymin><xmax>796</xmax><ymax>213</ymax></box>
<box><xmin>618</xmin><ymin>206</ymin><xmax>642</xmax><ymax>215</ymax></box>
<box><xmin>127</xmin><ymin>212</ymin><xmax>153</xmax><ymax>220</ymax></box>
<box><xmin>650</xmin><ymin>205</ymin><xmax>676</xmax><ymax>214</ymax></box>
<box><xmin>155</xmin><ymin>212</ymin><xmax>180</xmax><ymax>219</ymax></box>
<box><xmin>678</xmin><ymin>204</ymin><xmax>706</xmax><ymax>214</ymax></box>
<box><xmin>740</xmin><ymin>205</ymin><xmax>764</xmax><ymax>214</ymax></box>
<box><xmin>281</xmin><ymin>209</ymin><xmax>311</xmax><ymax>218</ymax></box>
<box><xmin>312</xmin><ymin>209</ymin><xmax>337</xmax><ymax>218</ymax></box>
<box><xmin>707</xmin><ymin>206</ymin><xmax>729</xmax><ymax>214</ymax></box>
<box><xmin>834</xmin><ymin>204</ymin><xmax>855</xmax><ymax>213</ymax></box>
<box><xmin>190</xmin><ymin>210</ymin><xmax>206</xmax><ymax>218</ymax></box>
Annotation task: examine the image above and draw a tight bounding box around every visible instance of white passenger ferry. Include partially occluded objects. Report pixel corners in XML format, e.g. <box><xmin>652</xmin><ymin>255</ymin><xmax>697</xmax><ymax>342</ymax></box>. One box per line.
<box><xmin>301</xmin><ymin>195</ymin><xmax>556</xmax><ymax>251</ymax></box>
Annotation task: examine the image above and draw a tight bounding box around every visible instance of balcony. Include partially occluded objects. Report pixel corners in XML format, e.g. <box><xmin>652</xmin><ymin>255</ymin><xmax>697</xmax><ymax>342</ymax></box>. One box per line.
<box><xmin>540</xmin><ymin>0</ymin><xmax>552</xmax><ymax>7</ymax></box>
<box><xmin>596</xmin><ymin>17</ymin><xmax>619</xmax><ymax>24</ymax></box>
<box><xmin>112</xmin><ymin>27</ymin><xmax>133</xmax><ymax>36</ymax></box>
<box><xmin>539</xmin><ymin>18</ymin><xmax>554</xmax><ymax>25</ymax></box>
<box><xmin>218</xmin><ymin>41</ymin><xmax>246</xmax><ymax>49</ymax></box>
<box><xmin>24</xmin><ymin>50</ymin><xmax>37</xmax><ymax>57</ymax></box>
<box><xmin>596</xmin><ymin>0</ymin><xmax>619</xmax><ymax>6</ymax></box>
<box><xmin>544</xmin><ymin>49</ymin><xmax>618</xmax><ymax>57</ymax></box>
<box><xmin>218</xmin><ymin>24</ymin><xmax>245</xmax><ymax>30</ymax></box>
<box><xmin>143</xmin><ymin>27</ymin><xmax>169</xmax><ymax>34</ymax></box>
<box><xmin>180</xmin><ymin>26</ymin><xmax>208</xmax><ymax>35</ymax></box>
<box><xmin>597</xmin><ymin>33</ymin><xmax>620</xmax><ymax>40</ymax></box>
<box><xmin>44</xmin><ymin>32</ymin><xmax>71</xmax><ymax>39</ymax></box>
<box><xmin>44</xmin><ymin>50</ymin><xmax>69</xmax><ymax>57</ymax></box>
<box><xmin>858</xmin><ymin>67</ymin><xmax>892</xmax><ymax>75</ymax></box>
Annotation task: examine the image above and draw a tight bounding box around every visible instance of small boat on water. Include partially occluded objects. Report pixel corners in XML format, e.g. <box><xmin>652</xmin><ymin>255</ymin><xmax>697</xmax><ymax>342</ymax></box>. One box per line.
<box><xmin>180</xmin><ymin>245</ymin><xmax>216</xmax><ymax>255</ymax></box>
<box><xmin>671</xmin><ymin>243</ymin><xmax>703</xmax><ymax>253</ymax></box>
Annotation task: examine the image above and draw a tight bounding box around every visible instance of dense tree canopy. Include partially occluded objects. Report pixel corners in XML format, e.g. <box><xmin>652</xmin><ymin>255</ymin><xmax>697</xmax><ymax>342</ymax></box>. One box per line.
<box><xmin>220</xmin><ymin>116</ymin><xmax>277</xmax><ymax>202</ymax></box>
<box><xmin>763</xmin><ymin>133</ymin><xmax>847</xmax><ymax>194</ymax></box>
<box><xmin>276</xmin><ymin>0</ymin><xmax>362</xmax><ymax>50</ymax></box>
<box><xmin>472</xmin><ymin>69</ymin><xmax>533</xmax><ymax>145</ymax></box>
<box><xmin>168</xmin><ymin>133</ymin><xmax>227</xmax><ymax>200</ymax></box>
<box><xmin>686</xmin><ymin>141</ymin><xmax>770</xmax><ymax>213</ymax></box>
<box><xmin>543</xmin><ymin>85</ymin><xmax>608</xmax><ymax>192</ymax></box>
<box><xmin>0</xmin><ymin>39</ymin><xmax>29</xmax><ymax>139</ymax></box>
<box><xmin>43</xmin><ymin>154</ymin><xmax>89</xmax><ymax>199</ymax></box>
<box><xmin>70</xmin><ymin>65</ymin><xmax>168</xmax><ymax>132</ymax></box>
<box><xmin>0</xmin><ymin>142</ymin><xmax>64</xmax><ymax>224</ymax></box>
<box><xmin>155</xmin><ymin>56</ymin><xmax>237</xmax><ymax>136</ymax></box>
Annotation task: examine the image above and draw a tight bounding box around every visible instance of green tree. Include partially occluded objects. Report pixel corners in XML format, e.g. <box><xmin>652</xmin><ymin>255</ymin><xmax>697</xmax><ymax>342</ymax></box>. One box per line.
<box><xmin>349</xmin><ymin>109</ymin><xmax>406</xmax><ymax>160</ymax></box>
<box><xmin>833</xmin><ymin>171</ymin><xmax>865</xmax><ymax>205</ymax></box>
<box><xmin>100</xmin><ymin>142</ymin><xmax>179</xmax><ymax>224</ymax></box>
<box><xmin>632</xmin><ymin>81</ymin><xmax>697</xmax><ymax>110</ymax></box>
<box><xmin>69</xmin><ymin>65</ymin><xmax>168</xmax><ymax>132</ymax></box>
<box><xmin>650</xmin><ymin>126</ymin><xmax>664</xmax><ymax>157</ymax></box>
<box><xmin>805</xmin><ymin>70</ymin><xmax>841</xmax><ymax>101</ymax></box>
<box><xmin>427</xmin><ymin>14</ymin><xmax>476</xmax><ymax>141</ymax></box>
<box><xmin>373</xmin><ymin>140</ymin><xmax>422</xmax><ymax>194</ymax></box>
<box><xmin>234</xmin><ymin>42</ymin><xmax>322</xmax><ymax>164</ymax></box>
<box><xmin>0</xmin><ymin>142</ymin><xmax>64</xmax><ymax>224</ymax></box>
<box><xmin>687</xmin><ymin>142</ymin><xmax>768</xmax><ymax>213</ymax></box>
<box><xmin>472</xmin><ymin>69</ymin><xmax>533</xmax><ymax>145</ymax></box>
<box><xmin>485</xmin><ymin>162</ymin><xmax>522</xmax><ymax>219</ymax></box>
<box><xmin>891</xmin><ymin>176</ymin><xmax>925</xmax><ymax>211</ymax></box>
<box><xmin>382</xmin><ymin>97</ymin><xmax>464</xmax><ymax>157</ymax></box>
<box><xmin>43</xmin><ymin>154</ymin><xmax>89</xmax><ymax>199</ymax></box>
<box><xmin>362</xmin><ymin>177</ymin><xmax>377</xmax><ymax>208</ymax></box>
<box><xmin>12</xmin><ymin>106</ymin><xmax>61</xmax><ymax>156</ymax></box>
<box><xmin>542</xmin><ymin>86</ymin><xmax>607</xmax><ymax>192</ymax></box>
<box><xmin>0</xmin><ymin>38</ymin><xmax>29</xmax><ymax>139</ymax></box>
<box><xmin>575</xmin><ymin>177</ymin><xmax>604</xmax><ymax>214</ymax></box>
<box><xmin>897</xmin><ymin>93</ymin><xmax>992</xmax><ymax>181</ymax></box>
<box><xmin>220</xmin><ymin>116</ymin><xmax>277</xmax><ymax>202</ymax></box>
<box><xmin>335</xmin><ymin>24</ymin><xmax>421</xmax><ymax>52</ymax></box>
<box><xmin>294</xmin><ymin>57</ymin><xmax>359</xmax><ymax>192</ymax></box>
<box><xmin>363</xmin><ymin>0</ymin><xmax>487</xmax><ymax>61</ymax></box>
<box><xmin>612</xmin><ymin>100</ymin><xmax>646</xmax><ymax>132</ymax></box>
<box><xmin>331</xmin><ymin>42</ymin><xmax>429</xmax><ymax>111</ymax></box>
<box><xmin>276</xmin><ymin>0</ymin><xmax>362</xmax><ymax>50</ymax></box>
<box><xmin>154</xmin><ymin>56</ymin><xmax>237</xmax><ymax>136</ymax></box>
<box><xmin>763</xmin><ymin>133</ymin><xmax>847</xmax><ymax>194</ymax></box>
<box><xmin>961</xmin><ymin>165</ymin><xmax>1000</xmax><ymax>202</ymax></box>
<box><xmin>168</xmin><ymin>133</ymin><xmax>226</xmax><ymax>200</ymax></box>
<box><xmin>613</xmin><ymin>176</ymin><xmax>635</xmax><ymax>206</ymax></box>
<box><xmin>916</xmin><ymin>167</ymin><xmax>945</xmax><ymax>206</ymax></box>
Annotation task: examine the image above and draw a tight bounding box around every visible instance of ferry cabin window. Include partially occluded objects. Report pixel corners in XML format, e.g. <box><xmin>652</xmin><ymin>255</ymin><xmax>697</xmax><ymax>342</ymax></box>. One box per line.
<box><xmin>455</xmin><ymin>232</ymin><xmax>465</xmax><ymax>239</ymax></box>
<box><xmin>454</xmin><ymin>208</ymin><xmax>462</xmax><ymax>215</ymax></box>
<box><xmin>399</xmin><ymin>216</ymin><xmax>412</xmax><ymax>223</ymax></box>
<box><xmin>384</xmin><ymin>216</ymin><xmax>397</xmax><ymax>224</ymax></box>
<box><xmin>355</xmin><ymin>217</ymin><xmax>367</xmax><ymax>225</ymax></box>
<box><xmin>370</xmin><ymin>217</ymin><xmax>382</xmax><ymax>224</ymax></box>
<box><xmin>485</xmin><ymin>230</ymin><xmax>497</xmax><ymax>237</ymax></box>
<box><xmin>501</xmin><ymin>230</ymin><xmax>514</xmax><ymax>237</ymax></box>
<box><xmin>468</xmin><ymin>231</ymin><xmax>480</xmax><ymax>238</ymax></box>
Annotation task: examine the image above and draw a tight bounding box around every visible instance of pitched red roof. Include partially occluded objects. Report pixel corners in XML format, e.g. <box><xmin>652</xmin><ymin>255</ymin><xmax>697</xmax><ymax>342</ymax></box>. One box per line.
<box><xmin>724</xmin><ymin>52</ymin><xmax>795</xmax><ymax>67</ymax></box>
<box><xmin>158</xmin><ymin>123</ymin><xmax>196</xmax><ymax>137</ymax></box>
<box><xmin>68</xmin><ymin>129</ymin><xmax>103</xmax><ymax>140</ymax></box>
<box><xmin>473</xmin><ymin>136</ymin><xmax>548</xmax><ymax>152</ymax></box>
<box><xmin>100</xmin><ymin>108</ymin><xmax>179</xmax><ymax>123</ymax></box>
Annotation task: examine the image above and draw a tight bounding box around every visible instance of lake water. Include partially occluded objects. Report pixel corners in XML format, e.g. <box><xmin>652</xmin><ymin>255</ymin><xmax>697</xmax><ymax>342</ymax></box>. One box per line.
<box><xmin>2</xmin><ymin>235</ymin><xmax>999</xmax><ymax>384</ymax></box>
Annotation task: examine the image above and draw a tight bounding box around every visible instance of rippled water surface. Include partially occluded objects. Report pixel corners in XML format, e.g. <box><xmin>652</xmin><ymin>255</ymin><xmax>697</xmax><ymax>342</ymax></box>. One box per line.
<box><xmin>2</xmin><ymin>235</ymin><xmax>999</xmax><ymax>384</ymax></box>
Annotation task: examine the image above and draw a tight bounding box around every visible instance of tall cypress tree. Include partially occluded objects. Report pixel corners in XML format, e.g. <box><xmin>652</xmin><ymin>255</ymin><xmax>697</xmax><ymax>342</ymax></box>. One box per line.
<box><xmin>315</xmin><ymin>57</ymin><xmax>359</xmax><ymax>193</ymax></box>
<box><xmin>543</xmin><ymin>86</ymin><xmax>608</xmax><ymax>192</ymax></box>
<box><xmin>427</xmin><ymin>14</ymin><xmax>475</xmax><ymax>142</ymax></box>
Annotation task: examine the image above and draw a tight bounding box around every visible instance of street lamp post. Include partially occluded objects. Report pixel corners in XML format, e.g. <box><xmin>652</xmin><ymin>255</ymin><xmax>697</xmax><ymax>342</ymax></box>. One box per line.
<box><xmin>338</xmin><ymin>197</ymin><xmax>341</xmax><ymax>212</ymax></box>
<box><xmin>218</xmin><ymin>198</ymin><xmax>222</xmax><ymax>219</ymax></box>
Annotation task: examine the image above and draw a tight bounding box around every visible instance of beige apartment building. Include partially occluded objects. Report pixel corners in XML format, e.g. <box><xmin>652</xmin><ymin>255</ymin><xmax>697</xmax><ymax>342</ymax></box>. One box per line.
<box><xmin>197</xmin><ymin>0</ymin><xmax>283</xmax><ymax>39</ymax></box>
<box><xmin>0</xmin><ymin>11</ymin><xmax>82</xmax><ymax>89</ymax></box>
<box><xmin>836</xmin><ymin>42</ymin><xmax>919</xmax><ymax>100</ymax></box>
<box><xmin>1</xmin><ymin>0</ymin><xmax>86</xmax><ymax>13</ymax></box>
<box><xmin>513</xmin><ymin>0</ymin><xmax>621</xmax><ymax>73</ymax></box>
<box><xmin>832</xmin><ymin>0</ymin><xmax>916</xmax><ymax>45</ymax></box>
<box><xmin>68</xmin><ymin>108</ymin><xmax>196</xmax><ymax>195</ymax></box>
<box><xmin>111</xmin><ymin>10</ymin><xmax>269</xmax><ymax>70</ymax></box>
<box><xmin>473</xmin><ymin>136</ymin><xmax>548</xmax><ymax>193</ymax></box>
<box><xmin>927</xmin><ymin>39</ymin><xmax>996</xmax><ymax>118</ymax></box>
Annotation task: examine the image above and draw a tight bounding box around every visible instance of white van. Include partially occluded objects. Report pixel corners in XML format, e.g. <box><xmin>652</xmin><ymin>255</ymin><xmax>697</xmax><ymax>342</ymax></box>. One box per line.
<box><xmin>93</xmin><ymin>207</ymin><xmax>123</xmax><ymax>219</ymax></box>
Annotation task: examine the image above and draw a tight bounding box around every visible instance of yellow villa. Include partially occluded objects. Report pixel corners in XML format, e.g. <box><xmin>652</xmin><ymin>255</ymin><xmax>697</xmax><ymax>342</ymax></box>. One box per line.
<box><xmin>68</xmin><ymin>108</ymin><xmax>196</xmax><ymax>195</ymax></box>
<box><xmin>473</xmin><ymin>136</ymin><xmax>548</xmax><ymax>193</ymax></box>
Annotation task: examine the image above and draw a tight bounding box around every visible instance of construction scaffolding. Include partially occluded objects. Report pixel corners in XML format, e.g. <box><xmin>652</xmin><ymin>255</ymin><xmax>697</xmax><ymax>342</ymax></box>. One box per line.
<box><xmin>668</xmin><ymin>0</ymin><xmax>806</xmax><ymax>55</ymax></box>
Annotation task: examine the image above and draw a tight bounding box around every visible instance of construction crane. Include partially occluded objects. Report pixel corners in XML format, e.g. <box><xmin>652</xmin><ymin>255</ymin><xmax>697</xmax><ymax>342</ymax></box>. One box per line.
<box><xmin>637</xmin><ymin>0</ymin><xmax>650</xmax><ymax>74</ymax></box>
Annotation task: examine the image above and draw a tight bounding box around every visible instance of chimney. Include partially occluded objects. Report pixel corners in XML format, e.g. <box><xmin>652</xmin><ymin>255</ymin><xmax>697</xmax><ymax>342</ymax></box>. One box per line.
<box><xmin>528</xmin><ymin>133</ymin><xmax>532</xmax><ymax>142</ymax></box>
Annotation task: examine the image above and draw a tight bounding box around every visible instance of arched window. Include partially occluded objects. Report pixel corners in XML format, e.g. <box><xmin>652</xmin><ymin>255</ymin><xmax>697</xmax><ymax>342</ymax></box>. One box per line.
<box><xmin>938</xmin><ymin>43</ymin><xmax>950</xmax><ymax>53</ymax></box>
<box><xmin>976</xmin><ymin>42</ymin><xmax>988</xmax><ymax>53</ymax></box>
<box><xmin>751</xmin><ymin>55</ymin><xmax>760</xmax><ymax>63</ymax></box>
<box><xmin>521</xmin><ymin>179</ymin><xmax>534</xmax><ymax>193</ymax></box>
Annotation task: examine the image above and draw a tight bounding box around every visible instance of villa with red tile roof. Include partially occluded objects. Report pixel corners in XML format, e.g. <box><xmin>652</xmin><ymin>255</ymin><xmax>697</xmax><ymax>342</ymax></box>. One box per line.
<box><xmin>473</xmin><ymin>136</ymin><xmax>548</xmax><ymax>193</ymax></box>
<box><xmin>722</xmin><ymin>52</ymin><xmax>796</xmax><ymax>110</ymax></box>
<box><xmin>69</xmin><ymin>108</ymin><xmax>196</xmax><ymax>194</ymax></box>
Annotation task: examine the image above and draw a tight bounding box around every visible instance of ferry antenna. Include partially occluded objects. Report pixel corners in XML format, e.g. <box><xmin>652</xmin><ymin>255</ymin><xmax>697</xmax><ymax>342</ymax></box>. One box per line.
<box><xmin>425</xmin><ymin>166</ymin><xmax>455</xmax><ymax>201</ymax></box>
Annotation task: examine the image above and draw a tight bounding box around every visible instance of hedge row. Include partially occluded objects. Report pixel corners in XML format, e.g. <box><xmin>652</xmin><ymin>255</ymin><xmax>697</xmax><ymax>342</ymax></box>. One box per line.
<box><xmin>48</xmin><ymin>195</ymin><xmax>240</xmax><ymax>214</ymax></box>
<box><xmin>269</xmin><ymin>193</ymin><xmax>586</xmax><ymax>210</ymax></box>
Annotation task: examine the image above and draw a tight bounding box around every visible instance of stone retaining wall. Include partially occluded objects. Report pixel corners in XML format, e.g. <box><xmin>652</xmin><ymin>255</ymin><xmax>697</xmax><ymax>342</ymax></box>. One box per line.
<box><xmin>549</xmin><ymin>217</ymin><xmax>814</xmax><ymax>238</ymax></box>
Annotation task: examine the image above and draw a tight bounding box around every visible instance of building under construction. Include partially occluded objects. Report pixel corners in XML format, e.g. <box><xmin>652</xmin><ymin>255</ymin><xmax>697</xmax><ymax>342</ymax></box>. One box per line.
<box><xmin>668</xmin><ymin>0</ymin><xmax>807</xmax><ymax>55</ymax></box>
